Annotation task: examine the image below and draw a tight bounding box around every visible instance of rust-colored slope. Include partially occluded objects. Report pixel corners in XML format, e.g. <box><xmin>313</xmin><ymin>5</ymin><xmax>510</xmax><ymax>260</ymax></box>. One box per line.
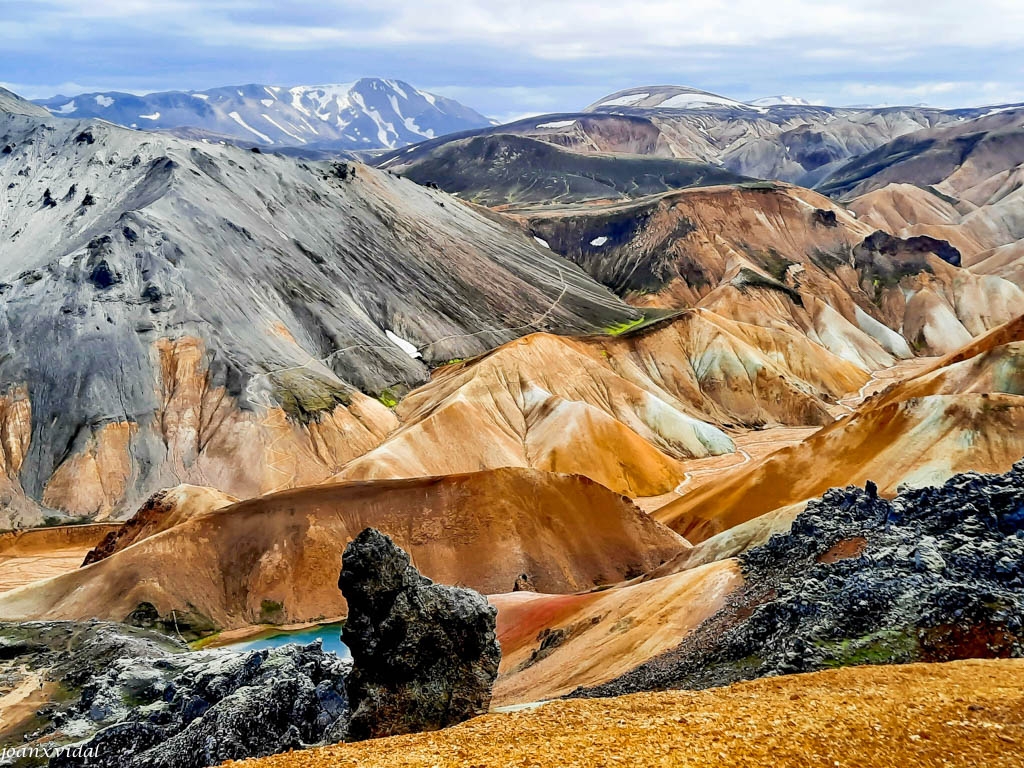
<box><xmin>657</xmin><ymin>393</ymin><xmax>1024</xmax><ymax>542</ymax></box>
<box><xmin>521</xmin><ymin>183</ymin><xmax>1024</xmax><ymax>360</ymax></box>
<box><xmin>490</xmin><ymin>559</ymin><xmax>741</xmax><ymax>704</ymax></box>
<box><xmin>83</xmin><ymin>484</ymin><xmax>237</xmax><ymax>565</ymax></box>
<box><xmin>658</xmin><ymin>313</ymin><xmax>1024</xmax><ymax>543</ymax></box>
<box><xmin>0</xmin><ymin>524</ymin><xmax>120</xmax><ymax>593</ymax></box>
<box><xmin>522</xmin><ymin>184</ymin><xmax>875</xmax><ymax>309</ymax></box>
<box><xmin>0</xmin><ymin>468</ymin><xmax>687</xmax><ymax>630</ymax></box>
<box><xmin>848</xmin><ymin>183</ymin><xmax>990</xmax><ymax>259</ymax></box>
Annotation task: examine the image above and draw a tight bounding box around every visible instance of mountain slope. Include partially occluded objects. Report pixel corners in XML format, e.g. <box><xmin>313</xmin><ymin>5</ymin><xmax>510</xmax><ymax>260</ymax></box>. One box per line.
<box><xmin>0</xmin><ymin>96</ymin><xmax>635</xmax><ymax>524</ymax></box>
<box><xmin>34</xmin><ymin>78</ymin><xmax>493</xmax><ymax>150</ymax></box>
<box><xmin>376</xmin><ymin>132</ymin><xmax>747</xmax><ymax>207</ymax></box>
<box><xmin>826</xmin><ymin>109</ymin><xmax>1024</xmax><ymax>279</ymax></box>
<box><xmin>0</xmin><ymin>468</ymin><xmax>688</xmax><ymax>631</ymax></box>
<box><xmin>519</xmin><ymin>184</ymin><xmax>1024</xmax><ymax>363</ymax></box>
<box><xmin>335</xmin><ymin>311</ymin><xmax>867</xmax><ymax>497</ymax></box>
<box><xmin>654</xmin><ymin>313</ymin><xmax>1024</xmax><ymax>542</ymax></box>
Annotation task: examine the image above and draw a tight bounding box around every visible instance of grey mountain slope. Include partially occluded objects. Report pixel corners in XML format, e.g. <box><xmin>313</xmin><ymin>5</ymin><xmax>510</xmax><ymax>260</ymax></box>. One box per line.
<box><xmin>816</xmin><ymin>107</ymin><xmax>1024</xmax><ymax>199</ymax></box>
<box><xmin>33</xmin><ymin>78</ymin><xmax>494</xmax><ymax>151</ymax></box>
<box><xmin>0</xmin><ymin>88</ymin><xmax>50</xmax><ymax>119</ymax></box>
<box><xmin>0</xmin><ymin>101</ymin><xmax>635</xmax><ymax>521</ymax></box>
<box><xmin>376</xmin><ymin>132</ymin><xmax>748</xmax><ymax>207</ymax></box>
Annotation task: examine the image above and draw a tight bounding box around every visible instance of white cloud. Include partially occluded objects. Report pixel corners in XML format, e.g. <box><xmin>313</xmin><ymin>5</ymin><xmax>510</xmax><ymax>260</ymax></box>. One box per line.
<box><xmin>14</xmin><ymin>1</ymin><xmax>1024</xmax><ymax>54</ymax></box>
<box><xmin>6</xmin><ymin>1</ymin><xmax>1024</xmax><ymax>110</ymax></box>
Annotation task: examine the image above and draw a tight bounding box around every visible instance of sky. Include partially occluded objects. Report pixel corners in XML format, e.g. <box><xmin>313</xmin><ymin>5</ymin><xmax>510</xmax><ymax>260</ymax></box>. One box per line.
<box><xmin>3</xmin><ymin>0</ymin><xmax>1024</xmax><ymax>121</ymax></box>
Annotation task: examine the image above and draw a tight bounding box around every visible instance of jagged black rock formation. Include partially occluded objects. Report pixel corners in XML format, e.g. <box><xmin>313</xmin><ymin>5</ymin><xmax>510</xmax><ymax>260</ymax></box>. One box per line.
<box><xmin>0</xmin><ymin>622</ymin><xmax>348</xmax><ymax>767</ymax></box>
<box><xmin>339</xmin><ymin>528</ymin><xmax>501</xmax><ymax>741</ymax></box>
<box><xmin>573</xmin><ymin>460</ymin><xmax>1024</xmax><ymax>698</ymax></box>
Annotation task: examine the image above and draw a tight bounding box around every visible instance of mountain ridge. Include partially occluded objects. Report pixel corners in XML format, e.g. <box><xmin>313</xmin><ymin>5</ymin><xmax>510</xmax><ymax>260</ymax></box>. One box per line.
<box><xmin>32</xmin><ymin>78</ymin><xmax>494</xmax><ymax>150</ymax></box>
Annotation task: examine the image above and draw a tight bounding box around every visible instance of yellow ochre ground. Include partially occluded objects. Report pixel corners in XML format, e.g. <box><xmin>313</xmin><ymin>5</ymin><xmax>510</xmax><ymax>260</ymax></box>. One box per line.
<box><xmin>229</xmin><ymin>659</ymin><xmax>1024</xmax><ymax>768</ymax></box>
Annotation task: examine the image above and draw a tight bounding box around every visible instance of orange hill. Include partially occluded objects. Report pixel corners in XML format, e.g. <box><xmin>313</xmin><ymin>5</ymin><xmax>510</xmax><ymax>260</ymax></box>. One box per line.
<box><xmin>0</xmin><ymin>468</ymin><xmax>686</xmax><ymax>631</ymax></box>
<box><xmin>337</xmin><ymin>311</ymin><xmax>868</xmax><ymax>496</ymax></box>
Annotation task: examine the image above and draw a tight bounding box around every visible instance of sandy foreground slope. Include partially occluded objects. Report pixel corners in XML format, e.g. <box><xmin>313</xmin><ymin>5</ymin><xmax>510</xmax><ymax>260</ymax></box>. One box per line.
<box><xmin>229</xmin><ymin>659</ymin><xmax>1024</xmax><ymax>768</ymax></box>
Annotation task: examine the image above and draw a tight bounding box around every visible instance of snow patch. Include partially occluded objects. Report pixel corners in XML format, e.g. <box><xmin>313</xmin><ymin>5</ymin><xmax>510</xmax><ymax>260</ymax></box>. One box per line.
<box><xmin>228</xmin><ymin>111</ymin><xmax>272</xmax><ymax>143</ymax></box>
<box><xmin>52</xmin><ymin>100</ymin><xmax>77</xmax><ymax>115</ymax></box>
<box><xmin>590</xmin><ymin>236</ymin><xmax>609</xmax><ymax>246</ymax></box>
<box><xmin>536</xmin><ymin>119</ymin><xmax>577</xmax><ymax>129</ymax></box>
<box><xmin>260</xmin><ymin>99</ymin><xmax>275</xmax><ymax>107</ymax></box>
<box><xmin>191</xmin><ymin>93</ymin><xmax>209</xmax><ymax>101</ymax></box>
<box><xmin>598</xmin><ymin>92</ymin><xmax>650</xmax><ymax>107</ymax></box>
<box><xmin>748</xmin><ymin>95</ymin><xmax>813</xmax><ymax>107</ymax></box>
<box><xmin>659</xmin><ymin>92</ymin><xmax>756</xmax><ymax>111</ymax></box>
<box><xmin>385</xmin><ymin>330</ymin><xmax>422</xmax><ymax>359</ymax></box>
<box><xmin>94</xmin><ymin>95</ymin><xmax>114</xmax><ymax>108</ymax></box>
<box><xmin>534</xmin><ymin>237</ymin><xmax>550</xmax><ymax>249</ymax></box>
<box><xmin>262</xmin><ymin>114</ymin><xmax>306</xmax><ymax>144</ymax></box>
<box><xmin>139</xmin><ymin>112</ymin><xmax>161</xmax><ymax>120</ymax></box>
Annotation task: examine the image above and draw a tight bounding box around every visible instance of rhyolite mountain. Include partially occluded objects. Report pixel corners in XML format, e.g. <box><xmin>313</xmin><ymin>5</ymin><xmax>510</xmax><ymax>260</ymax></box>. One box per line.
<box><xmin>0</xmin><ymin>90</ymin><xmax>634</xmax><ymax>524</ymax></box>
<box><xmin>33</xmin><ymin>78</ymin><xmax>494</xmax><ymax>150</ymax></box>
<box><xmin>379</xmin><ymin>84</ymin><xmax>1023</xmax><ymax>193</ymax></box>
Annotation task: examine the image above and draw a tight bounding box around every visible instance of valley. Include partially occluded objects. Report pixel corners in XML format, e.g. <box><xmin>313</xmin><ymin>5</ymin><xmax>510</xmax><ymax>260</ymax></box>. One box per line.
<box><xmin>1</xmin><ymin>65</ymin><xmax>1023</xmax><ymax>767</ymax></box>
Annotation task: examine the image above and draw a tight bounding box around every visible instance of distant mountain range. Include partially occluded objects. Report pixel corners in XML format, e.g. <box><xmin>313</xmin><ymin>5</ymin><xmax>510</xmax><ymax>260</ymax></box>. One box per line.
<box><xmin>33</xmin><ymin>78</ymin><xmax>495</xmax><ymax>151</ymax></box>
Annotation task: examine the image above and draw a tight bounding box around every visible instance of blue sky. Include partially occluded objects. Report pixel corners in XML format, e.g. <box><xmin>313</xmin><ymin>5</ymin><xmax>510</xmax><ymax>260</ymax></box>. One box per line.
<box><xmin>3</xmin><ymin>0</ymin><xmax>1023</xmax><ymax>121</ymax></box>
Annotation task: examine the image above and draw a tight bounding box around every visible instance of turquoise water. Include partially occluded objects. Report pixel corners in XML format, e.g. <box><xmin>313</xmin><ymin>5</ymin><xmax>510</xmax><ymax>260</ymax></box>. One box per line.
<box><xmin>228</xmin><ymin>622</ymin><xmax>350</xmax><ymax>658</ymax></box>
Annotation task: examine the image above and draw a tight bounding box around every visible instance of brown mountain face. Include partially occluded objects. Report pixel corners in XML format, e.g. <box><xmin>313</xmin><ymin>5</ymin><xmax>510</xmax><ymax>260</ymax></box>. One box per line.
<box><xmin>518</xmin><ymin>184</ymin><xmax>1024</xmax><ymax>360</ymax></box>
<box><xmin>825</xmin><ymin>109</ymin><xmax>1024</xmax><ymax>287</ymax></box>
<box><xmin>335</xmin><ymin>309</ymin><xmax>871</xmax><ymax>496</ymax></box>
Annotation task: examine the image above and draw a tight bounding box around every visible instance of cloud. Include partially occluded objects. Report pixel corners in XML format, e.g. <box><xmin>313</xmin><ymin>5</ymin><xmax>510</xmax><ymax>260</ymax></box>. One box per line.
<box><xmin>2</xmin><ymin>1</ymin><xmax>1022</xmax><ymax>112</ymax></box>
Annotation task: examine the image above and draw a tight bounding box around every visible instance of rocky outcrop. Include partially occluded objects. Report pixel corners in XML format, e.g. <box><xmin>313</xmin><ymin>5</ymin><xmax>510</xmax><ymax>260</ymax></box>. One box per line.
<box><xmin>340</xmin><ymin>528</ymin><xmax>501</xmax><ymax>741</ymax></box>
<box><xmin>49</xmin><ymin>642</ymin><xmax>349</xmax><ymax>768</ymax></box>
<box><xmin>0</xmin><ymin>622</ymin><xmax>349</xmax><ymax>767</ymax></box>
<box><xmin>577</xmin><ymin>460</ymin><xmax>1024</xmax><ymax>697</ymax></box>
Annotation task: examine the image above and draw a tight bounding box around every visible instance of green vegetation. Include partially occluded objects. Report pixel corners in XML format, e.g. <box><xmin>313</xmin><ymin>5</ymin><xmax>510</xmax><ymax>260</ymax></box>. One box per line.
<box><xmin>270</xmin><ymin>369</ymin><xmax>352</xmax><ymax>424</ymax></box>
<box><xmin>377</xmin><ymin>388</ymin><xmax>399</xmax><ymax>408</ymax></box>
<box><xmin>41</xmin><ymin>515</ymin><xmax>93</xmax><ymax>528</ymax></box>
<box><xmin>815</xmin><ymin>629</ymin><xmax>919</xmax><ymax>668</ymax></box>
<box><xmin>259</xmin><ymin>599</ymin><xmax>286</xmax><ymax>625</ymax></box>
<box><xmin>604</xmin><ymin>317</ymin><xmax>647</xmax><ymax>336</ymax></box>
<box><xmin>604</xmin><ymin>309</ymin><xmax>688</xmax><ymax>338</ymax></box>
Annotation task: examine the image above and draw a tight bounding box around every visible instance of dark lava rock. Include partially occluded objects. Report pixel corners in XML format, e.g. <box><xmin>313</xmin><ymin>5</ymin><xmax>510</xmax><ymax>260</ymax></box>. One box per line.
<box><xmin>49</xmin><ymin>641</ymin><xmax>348</xmax><ymax>768</ymax></box>
<box><xmin>811</xmin><ymin>208</ymin><xmax>838</xmax><ymax>227</ymax></box>
<box><xmin>574</xmin><ymin>460</ymin><xmax>1024</xmax><ymax>698</ymax></box>
<box><xmin>340</xmin><ymin>528</ymin><xmax>501</xmax><ymax>741</ymax></box>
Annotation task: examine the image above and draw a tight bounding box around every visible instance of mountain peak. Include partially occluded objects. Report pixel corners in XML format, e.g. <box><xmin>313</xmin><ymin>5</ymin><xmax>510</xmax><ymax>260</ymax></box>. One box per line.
<box><xmin>586</xmin><ymin>85</ymin><xmax>758</xmax><ymax>112</ymax></box>
<box><xmin>32</xmin><ymin>78</ymin><xmax>492</xmax><ymax>150</ymax></box>
<box><xmin>747</xmin><ymin>95</ymin><xmax>814</xmax><ymax>107</ymax></box>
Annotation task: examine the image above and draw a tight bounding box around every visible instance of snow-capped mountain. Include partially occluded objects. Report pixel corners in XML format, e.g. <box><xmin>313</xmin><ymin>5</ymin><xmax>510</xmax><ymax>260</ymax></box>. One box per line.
<box><xmin>33</xmin><ymin>78</ymin><xmax>494</xmax><ymax>150</ymax></box>
<box><xmin>747</xmin><ymin>95</ymin><xmax>814</xmax><ymax>107</ymax></box>
<box><xmin>586</xmin><ymin>86</ymin><xmax>758</xmax><ymax>112</ymax></box>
